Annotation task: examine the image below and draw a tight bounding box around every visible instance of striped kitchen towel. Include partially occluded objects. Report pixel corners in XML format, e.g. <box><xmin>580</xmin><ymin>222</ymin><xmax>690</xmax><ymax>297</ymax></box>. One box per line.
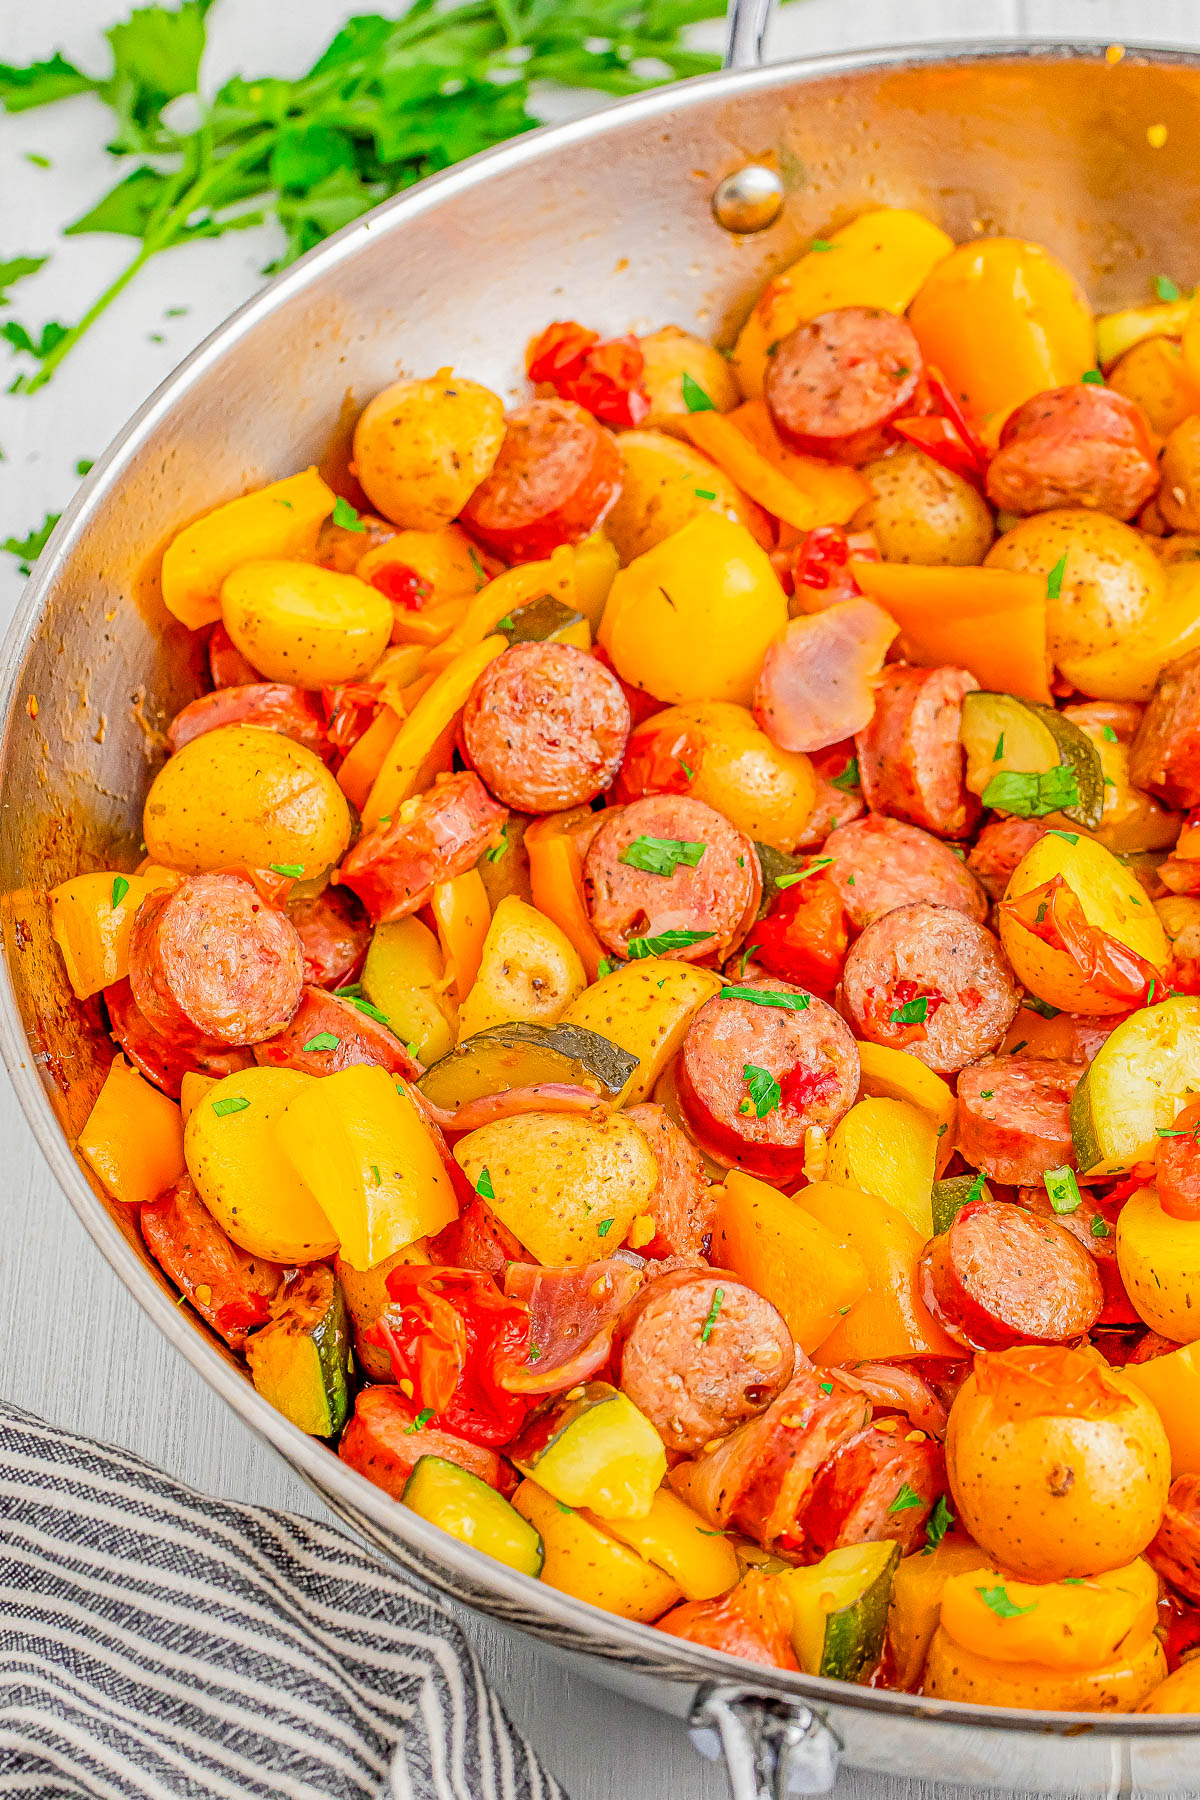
<box><xmin>0</xmin><ymin>1400</ymin><xmax>565</xmax><ymax>1800</ymax></box>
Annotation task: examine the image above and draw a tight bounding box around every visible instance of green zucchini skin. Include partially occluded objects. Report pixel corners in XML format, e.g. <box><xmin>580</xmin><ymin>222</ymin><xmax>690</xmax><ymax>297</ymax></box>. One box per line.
<box><xmin>403</xmin><ymin>1454</ymin><xmax>545</xmax><ymax>1577</ymax></box>
<box><xmin>931</xmin><ymin>1173</ymin><xmax>994</xmax><ymax>1235</ymax></box>
<box><xmin>817</xmin><ymin>1541</ymin><xmax>901</xmax><ymax>1681</ymax></box>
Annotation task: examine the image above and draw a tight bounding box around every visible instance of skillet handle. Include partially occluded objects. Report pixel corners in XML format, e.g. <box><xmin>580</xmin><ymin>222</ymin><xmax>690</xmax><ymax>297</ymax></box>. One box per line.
<box><xmin>689</xmin><ymin>1682</ymin><xmax>842</xmax><ymax>1797</ymax></box>
<box><xmin>723</xmin><ymin>0</ymin><xmax>774</xmax><ymax>69</ymax></box>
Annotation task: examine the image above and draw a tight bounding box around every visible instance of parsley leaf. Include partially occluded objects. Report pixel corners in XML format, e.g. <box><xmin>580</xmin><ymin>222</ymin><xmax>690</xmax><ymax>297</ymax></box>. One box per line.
<box><xmin>212</xmin><ymin>1095</ymin><xmax>250</xmax><ymax>1117</ymax></box>
<box><xmin>332</xmin><ymin>494</ymin><xmax>366</xmax><ymax>532</ymax></box>
<box><xmin>720</xmin><ymin>986</ymin><xmax>810</xmax><ymax>1011</ymax></box>
<box><xmin>1046</xmin><ymin>554</ymin><xmax>1068</xmax><ymax>600</ymax></box>
<box><xmin>2</xmin><ymin>511</ymin><xmax>60</xmax><ymax>574</ymax></box>
<box><xmin>627</xmin><ymin>928</ymin><xmax>711</xmax><ymax>958</ymax></box>
<box><xmin>888</xmin><ymin>1482</ymin><xmax>925</xmax><ymax>1514</ymax></box>
<box><xmin>924</xmin><ymin>1494</ymin><xmax>955</xmax><ymax>1552</ymax></box>
<box><xmin>681</xmin><ymin>370</ymin><xmax>715</xmax><ymax>412</ymax></box>
<box><xmin>0</xmin><ymin>254</ymin><xmax>47</xmax><ymax>305</ymax></box>
<box><xmin>1157</xmin><ymin>274</ymin><xmax>1182</xmax><ymax>302</ymax></box>
<box><xmin>1045</xmin><ymin>1165</ymin><xmax>1083</xmax><ymax>1215</ymax></box>
<box><xmin>404</xmin><ymin>1407</ymin><xmax>436</xmax><ymax>1434</ymax></box>
<box><xmin>301</xmin><ymin>1032</ymin><xmax>340</xmax><ymax>1053</ymax></box>
<box><xmin>269</xmin><ymin>861</ymin><xmax>304</xmax><ymax>877</ymax></box>
<box><xmin>111</xmin><ymin>875</ymin><xmax>130</xmax><ymax>910</ymax></box>
<box><xmin>475</xmin><ymin>1167</ymin><xmax>495</xmax><ymax>1202</ymax></box>
<box><xmin>742</xmin><ymin>1064</ymin><xmax>781</xmax><ymax>1118</ymax></box>
<box><xmin>776</xmin><ymin>858</ymin><xmax>832</xmax><ymax>889</ymax></box>
<box><xmin>981</xmin><ymin>766</ymin><xmax>1080</xmax><ymax>819</ymax></box>
<box><xmin>699</xmin><ymin>1286</ymin><xmax>725</xmax><ymax>1344</ymax></box>
<box><xmin>1080</xmin><ymin>368</ymin><xmax>1105</xmax><ymax>384</ymax></box>
<box><xmin>829</xmin><ymin>756</ymin><xmax>860</xmax><ymax>792</ymax></box>
<box><xmin>976</xmin><ymin>1584</ymin><xmax>1037</xmax><ymax>1619</ymax></box>
<box><xmin>618</xmin><ymin>835</ymin><xmax>706</xmax><ymax>877</ymax></box>
<box><xmin>890</xmin><ymin>995</ymin><xmax>929</xmax><ymax>1025</ymax></box>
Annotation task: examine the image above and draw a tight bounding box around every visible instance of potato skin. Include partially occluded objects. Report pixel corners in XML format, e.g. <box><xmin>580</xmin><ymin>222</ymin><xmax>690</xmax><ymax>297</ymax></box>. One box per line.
<box><xmin>456</xmin><ymin>895</ymin><xmax>586</xmax><ymax>1040</ymax></box>
<box><xmin>636</xmin><ymin>327</ymin><xmax>740</xmax><ymax>437</ymax></box>
<box><xmin>854</xmin><ymin>445</ymin><xmax>994</xmax><ymax>565</ymax></box>
<box><xmin>946</xmin><ymin>1362</ymin><xmax>1171</xmax><ymax>1582</ymax></box>
<box><xmin>622</xmin><ymin>700</ymin><xmax>816</xmax><ymax>850</ymax></box>
<box><xmin>143</xmin><ymin>724</ymin><xmax>351</xmax><ymax>877</ymax></box>
<box><xmin>1116</xmin><ymin>1185</ymin><xmax>1200</xmax><ymax>1342</ymax></box>
<box><xmin>353</xmin><ymin>373</ymin><xmax>505</xmax><ymax>529</ymax></box>
<box><xmin>604</xmin><ymin>430</ymin><xmax>763</xmax><ymax>564</ymax></box>
<box><xmin>924</xmin><ymin>1624</ymin><xmax>1166</xmax><ymax>1711</ymax></box>
<box><xmin>221</xmin><ymin>560</ymin><xmax>392</xmax><ymax>688</ymax></box>
<box><xmin>984</xmin><ymin>509</ymin><xmax>1165</xmax><ymax>685</ymax></box>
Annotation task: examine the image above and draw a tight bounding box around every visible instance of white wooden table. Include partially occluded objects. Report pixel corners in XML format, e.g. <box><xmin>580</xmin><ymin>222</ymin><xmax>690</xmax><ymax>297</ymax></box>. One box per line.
<box><xmin>2</xmin><ymin>3</ymin><xmax>1198</xmax><ymax>1794</ymax></box>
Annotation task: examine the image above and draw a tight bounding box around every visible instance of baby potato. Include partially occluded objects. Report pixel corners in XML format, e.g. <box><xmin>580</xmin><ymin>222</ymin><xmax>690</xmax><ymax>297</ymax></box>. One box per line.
<box><xmin>1137</xmin><ymin>1657</ymin><xmax>1200</xmax><ymax>1712</ymax></box>
<box><xmin>356</xmin><ymin>523</ymin><xmax>483</xmax><ymax>603</ymax></box>
<box><xmin>185</xmin><ymin>1066</ymin><xmax>338</xmax><ymax>1262</ymax></box>
<box><xmin>1054</xmin><ymin>557</ymin><xmax>1200</xmax><ymax>702</ymax></box>
<box><xmin>924</xmin><ymin>1624</ymin><xmax>1166</xmax><ymax>1712</ymax></box>
<box><xmin>456</xmin><ymin>895</ymin><xmax>586</xmax><ymax>1040</ymax></box>
<box><xmin>985</xmin><ymin>509</ymin><xmax>1166</xmax><ymax>684</ymax></box>
<box><xmin>161</xmin><ymin>466</ymin><xmax>335</xmax><ymax>630</ymax></box>
<box><xmin>853</xmin><ymin>445</ymin><xmax>994</xmax><ymax>566</ymax></box>
<box><xmin>604</xmin><ymin>429</ymin><xmax>763</xmax><ymax>565</ymax></box>
<box><xmin>1108</xmin><ymin>336</ymin><xmax>1200</xmax><ymax>438</ymax></box>
<box><xmin>353</xmin><ymin>372</ymin><xmax>505</xmax><ymax>530</ymax></box>
<box><xmin>143</xmin><ymin>724</ymin><xmax>351</xmax><ymax>877</ymax></box>
<box><xmin>453</xmin><ymin>1110</ymin><xmax>658</xmax><ymax>1266</ymax></box>
<box><xmin>945</xmin><ymin>1349</ymin><xmax>1171</xmax><ymax>1582</ymax></box>
<box><xmin>623</xmin><ymin>699</ymin><xmax>816</xmax><ymax>849</ymax></box>
<box><xmin>1117</xmin><ymin>1185</ymin><xmax>1200</xmax><ymax>1342</ymax></box>
<box><xmin>636</xmin><ymin>327</ymin><xmax>740</xmax><ymax>436</ymax></box>
<box><xmin>221</xmin><ymin>560</ymin><xmax>392</xmax><ymax>688</ymax></box>
<box><xmin>1159</xmin><ymin>414</ymin><xmax>1200</xmax><ymax>531</ymax></box>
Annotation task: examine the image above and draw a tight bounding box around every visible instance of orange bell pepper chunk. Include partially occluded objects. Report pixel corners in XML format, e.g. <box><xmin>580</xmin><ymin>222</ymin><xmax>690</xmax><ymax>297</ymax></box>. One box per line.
<box><xmin>848</xmin><ymin>559</ymin><xmax>1052</xmax><ymax>704</ymax></box>
<box><xmin>680</xmin><ymin>403</ymin><xmax>868</xmax><ymax>531</ymax></box>
<box><xmin>77</xmin><ymin>1054</ymin><xmax>186</xmax><ymax>1206</ymax></box>
<box><xmin>431</xmin><ymin>869</ymin><xmax>492</xmax><ymax>1002</ymax></box>
<box><xmin>337</xmin><ymin>705</ymin><xmax>403</xmax><ymax>810</ymax></box>
<box><xmin>798</xmin><ymin>1180</ymin><xmax>959</xmax><ymax>1361</ymax></box>
<box><xmin>525</xmin><ymin>811</ymin><xmax>607</xmax><ymax>983</ymax></box>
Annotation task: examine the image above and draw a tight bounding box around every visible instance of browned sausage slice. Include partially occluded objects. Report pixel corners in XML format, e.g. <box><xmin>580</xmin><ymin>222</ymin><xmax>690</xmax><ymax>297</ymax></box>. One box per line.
<box><xmin>677</xmin><ymin>977</ymin><xmax>859</xmax><ymax>1182</ymax></box>
<box><xmin>917</xmin><ymin>1200</ymin><xmax>1103</xmax><ymax>1351</ymax></box>
<box><xmin>140</xmin><ymin>1173</ymin><xmax>284</xmax><ymax>1348</ymax></box>
<box><xmin>956</xmin><ymin>1056</ymin><xmax>1083</xmax><ymax>1185</ymax></box>
<box><xmin>253</xmin><ymin>985</ymin><xmax>419</xmax><ymax>1080</ymax></box>
<box><xmin>1018</xmin><ymin>1185</ymin><xmax>1139</xmax><ymax>1328</ymax></box>
<box><xmin>625</xmin><ymin>1101</ymin><xmax>715</xmax><ymax>1261</ymax></box>
<box><xmin>338</xmin><ymin>1386</ymin><xmax>501</xmax><ymax>1497</ymax></box>
<box><xmin>337</xmin><ymin>771</ymin><xmax>507</xmax><ymax>923</ymax></box>
<box><xmin>799</xmin><ymin>1423</ymin><xmax>946</xmax><ymax>1558</ymax></box>
<box><xmin>855</xmin><ymin>664</ymin><xmax>979</xmax><ymax>838</ymax></box>
<box><xmin>103</xmin><ymin>979</ymin><xmax>254</xmax><ymax>1098</ymax></box>
<box><xmin>1148</xmin><ymin>1474</ymin><xmax>1200</xmax><ymax>1604</ymax></box>
<box><xmin>793</xmin><ymin>741</ymin><xmax>865</xmax><ymax>848</ymax></box>
<box><xmin>128</xmin><ymin>873</ymin><xmax>305</xmax><ymax>1048</ymax></box>
<box><xmin>966</xmin><ymin>816</ymin><xmax>1047</xmax><ymax>900</ymax></box>
<box><xmin>462</xmin><ymin>642</ymin><xmax>630</xmax><ymax>812</ymax></box>
<box><xmin>764</xmin><ymin>306</ymin><xmax>924</xmax><ymax>465</ymax></box>
<box><xmin>824</xmin><ymin>815</ymin><xmax>988</xmax><ymax>929</ymax></box>
<box><xmin>286</xmin><ymin>885</ymin><xmax>371</xmax><ymax>989</ymax></box>
<box><xmin>616</xmin><ymin>1268</ymin><xmax>793</xmax><ymax>1455</ymax></box>
<box><xmin>583</xmin><ymin>794</ymin><xmax>761</xmax><ymax>963</ymax></box>
<box><xmin>986</xmin><ymin>385</ymin><xmax>1160</xmax><ymax>520</ymax></box>
<box><xmin>167</xmin><ymin>684</ymin><xmax>331</xmax><ymax>759</ymax></box>
<box><xmin>1129</xmin><ymin>648</ymin><xmax>1200</xmax><ymax>810</ymax></box>
<box><xmin>459</xmin><ymin>397</ymin><xmax>622</xmax><ymax>563</ymax></box>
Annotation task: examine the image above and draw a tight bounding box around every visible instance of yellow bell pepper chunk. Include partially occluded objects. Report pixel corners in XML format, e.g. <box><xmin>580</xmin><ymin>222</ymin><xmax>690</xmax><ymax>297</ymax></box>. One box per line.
<box><xmin>1097</xmin><ymin>295</ymin><xmax>1191</xmax><ymax>369</ymax></box>
<box><xmin>939</xmin><ymin>1559</ymin><xmax>1160</xmax><ymax>1673</ymax></box>
<box><xmin>1123</xmin><ymin>1340</ymin><xmax>1200</xmax><ymax>1475</ymax></box>
<box><xmin>827</xmin><ymin>1097</ymin><xmax>936</xmax><ymax>1240</ymax></box>
<box><xmin>160</xmin><ymin>467</ymin><xmax>335</xmax><ymax>629</ymax></box>
<box><xmin>77</xmin><ymin>1055</ymin><xmax>185</xmax><ymax>1206</ymax></box>
<box><xmin>425</xmin><ymin>546</ymin><xmax>577</xmax><ymax>670</ymax></box>
<box><xmin>799</xmin><ymin>1181</ymin><xmax>958</xmax><ymax>1361</ymax></box>
<box><xmin>713</xmin><ymin>1170</ymin><xmax>869</xmax><ymax>1351</ymax></box>
<box><xmin>431</xmin><ymin>869</ymin><xmax>492</xmax><ymax>1002</ymax></box>
<box><xmin>924</xmin><ymin>1621</ymin><xmax>1165</xmax><ymax>1711</ymax></box>
<box><xmin>585</xmin><ymin>1487</ymin><xmax>739</xmax><ymax>1601</ymax></box>
<box><xmin>856</xmin><ymin>1041</ymin><xmax>956</xmax><ymax>1174</ymax></box>
<box><xmin>513</xmin><ymin>1480</ymin><xmax>681</xmax><ymax>1621</ymax></box>
<box><xmin>361</xmin><ymin>636</ymin><xmax>504</xmax><ymax>828</ymax></box>
<box><xmin>50</xmin><ymin>868</ymin><xmax>180</xmax><ymax>999</ymax></box>
<box><xmin>888</xmin><ymin>1537</ymin><xmax>992</xmax><ymax>1690</ymax></box>
<box><xmin>573</xmin><ymin>532</ymin><xmax>620</xmax><ymax>630</ymax></box>
<box><xmin>179</xmin><ymin>1070</ymin><xmax>216</xmax><ymax>1125</ymax></box>
<box><xmin>274</xmin><ymin>1064</ymin><xmax>456</xmax><ymax>1269</ymax></box>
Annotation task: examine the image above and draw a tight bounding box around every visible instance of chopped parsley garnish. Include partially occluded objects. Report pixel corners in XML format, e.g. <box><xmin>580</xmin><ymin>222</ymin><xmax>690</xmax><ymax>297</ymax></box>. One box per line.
<box><xmin>694</xmin><ymin>488</ymin><xmax>716</xmax><ymax>500</ymax></box>
<box><xmin>699</xmin><ymin>1286</ymin><xmax>725</xmax><ymax>1344</ymax></box>
<box><xmin>1157</xmin><ymin>274</ymin><xmax>1182</xmax><ymax>301</ymax></box>
<box><xmin>1022</xmin><ymin>995</ymin><xmax>1061</xmax><ymax>1018</ymax></box>
<box><xmin>1046</xmin><ymin>554</ymin><xmax>1068</xmax><ymax>599</ymax></box>
<box><xmin>301</xmin><ymin>1032</ymin><xmax>340</xmax><ymax>1053</ymax></box>
<box><xmin>776</xmin><ymin>858</ymin><xmax>832</xmax><ymax>889</ymax></box>
<box><xmin>597</xmin><ymin>958</ymin><xmax>615</xmax><ymax>979</ymax></box>
<box><xmin>269</xmin><ymin>862</ymin><xmax>305</xmax><ymax>878</ymax></box>
<box><xmin>627</xmin><ymin>928</ymin><xmax>711</xmax><ymax>958</ymax></box>
<box><xmin>619</xmin><ymin>835</ymin><xmax>706</xmax><ymax>877</ymax></box>
<box><xmin>596</xmin><ymin>1218</ymin><xmax>614</xmax><ymax>1237</ymax></box>
<box><xmin>993</xmin><ymin>733</ymin><xmax>1005</xmax><ymax>762</ymax></box>
<box><xmin>681</xmin><ymin>371</ymin><xmax>715</xmax><ymax>412</ymax></box>
<box><xmin>1090</xmin><ymin>1213</ymin><xmax>1111</xmax><ymax>1238</ymax></box>
<box><xmin>1101</xmin><ymin>724</ymin><xmax>1119</xmax><ymax>742</ymax></box>
<box><xmin>1080</xmin><ymin>368</ymin><xmax>1105</xmax><ymax>384</ymax></box>
<box><xmin>721</xmin><ymin>986</ymin><xmax>811</xmax><ymax>1011</ymax></box>
<box><xmin>332</xmin><ymin>495</ymin><xmax>365</xmax><ymax>532</ymax></box>
<box><xmin>829</xmin><ymin>756</ymin><xmax>860</xmax><ymax>792</ymax></box>
<box><xmin>212</xmin><ymin>1095</ymin><xmax>250</xmax><ymax>1117</ymax></box>
<box><xmin>334</xmin><ymin>989</ymin><xmax>391</xmax><ymax>1026</ymax></box>
<box><xmin>965</xmin><ymin>1172</ymin><xmax>987</xmax><ymax>1205</ymax></box>
<box><xmin>976</xmin><ymin>1584</ymin><xmax>1037</xmax><ymax>1619</ymax></box>
<box><xmin>495</xmin><ymin>614</ymin><xmax>514</xmax><ymax>631</ymax></box>
<box><xmin>741</xmin><ymin>1064</ymin><xmax>781</xmax><ymax>1118</ymax></box>
<box><xmin>1045</xmin><ymin>1165</ymin><xmax>1082</xmax><ymax>1215</ymax></box>
<box><xmin>888</xmin><ymin>1482</ymin><xmax>925</xmax><ymax>1514</ymax></box>
<box><xmin>924</xmin><ymin>1494</ymin><xmax>955</xmax><ymax>1552</ymax></box>
<box><xmin>981</xmin><ymin>766</ymin><xmax>1080</xmax><ymax>818</ymax></box>
<box><xmin>484</xmin><ymin>830</ymin><xmax>507</xmax><ymax>863</ymax></box>
<box><xmin>110</xmin><ymin>875</ymin><xmax>129</xmax><ymax>910</ymax></box>
<box><xmin>370</xmin><ymin>1163</ymin><xmax>381</xmax><ymax>1187</ymax></box>
<box><xmin>809</xmin><ymin>237</ymin><xmax>834</xmax><ymax>252</ymax></box>
<box><xmin>404</xmin><ymin>1407</ymin><xmax>436</xmax><ymax>1434</ymax></box>
<box><xmin>818</xmin><ymin>1381</ymin><xmax>833</xmax><ymax>1394</ymax></box>
<box><xmin>889</xmin><ymin>996</ymin><xmax>929</xmax><ymax>1025</ymax></box>
<box><xmin>475</xmin><ymin>1167</ymin><xmax>495</xmax><ymax>1201</ymax></box>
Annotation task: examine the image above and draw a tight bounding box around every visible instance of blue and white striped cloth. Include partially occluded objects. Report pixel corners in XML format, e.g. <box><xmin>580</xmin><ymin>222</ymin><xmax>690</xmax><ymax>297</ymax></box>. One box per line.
<box><xmin>0</xmin><ymin>1401</ymin><xmax>565</xmax><ymax>1800</ymax></box>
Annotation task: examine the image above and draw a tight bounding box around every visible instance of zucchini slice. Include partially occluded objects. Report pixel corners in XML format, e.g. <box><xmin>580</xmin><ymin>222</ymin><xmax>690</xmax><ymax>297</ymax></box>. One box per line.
<box><xmin>960</xmin><ymin>691</ymin><xmax>1105</xmax><ymax>830</ymax></box>
<box><xmin>510</xmin><ymin>1381</ymin><xmax>666</xmax><ymax>1520</ymax></box>
<box><xmin>403</xmin><ymin>1455</ymin><xmax>545</xmax><ymax>1577</ymax></box>
<box><xmin>418</xmin><ymin>1020</ymin><xmax>638</xmax><ymax>1116</ymax></box>
<box><xmin>245</xmin><ymin>1266</ymin><xmax>351</xmax><ymax>1438</ymax></box>
<box><xmin>1071</xmin><ymin>995</ymin><xmax>1200</xmax><ymax>1178</ymax></box>
<box><xmin>777</xmin><ymin>1540</ymin><xmax>901</xmax><ymax>1681</ymax></box>
<box><xmin>931</xmin><ymin>1172</ymin><xmax>993</xmax><ymax>1235</ymax></box>
<box><xmin>496</xmin><ymin>596</ymin><xmax>589</xmax><ymax>648</ymax></box>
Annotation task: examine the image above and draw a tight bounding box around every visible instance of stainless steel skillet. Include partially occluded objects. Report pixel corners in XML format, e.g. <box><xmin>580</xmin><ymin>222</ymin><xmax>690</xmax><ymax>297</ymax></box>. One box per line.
<box><xmin>4</xmin><ymin>11</ymin><xmax>1200</xmax><ymax>1795</ymax></box>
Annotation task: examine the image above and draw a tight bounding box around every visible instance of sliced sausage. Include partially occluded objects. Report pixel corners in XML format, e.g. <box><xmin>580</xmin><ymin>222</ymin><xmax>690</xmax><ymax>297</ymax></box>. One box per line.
<box><xmin>140</xmin><ymin>1174</ymin><xmax>284</xmax><ymax>1349</ymax></box>
<box><xmin>764</xmin><ymin>306</ymin><xmax>924</xmax><ymax>466</ymax></box>
<box><xmin>841</xmin><ymin>901</ymin><xmax>1019</xmax><ymax>1073</ymax></box>
<box><xmin>253</xmin><ymin>985</ymin><xmax>418</xmax><ymax>1080</ymax></box>
<box><xmin>986</xmin><ymin>385</ymin><xmax>1160</xmax><ymax>520</ymax></box>
<box><xmin>462</xmin><ymin>642</ymin><xmax>630</xmax><ymax>813</ymax></box>
<box><xmin>103</xmin><ymin>979</ymin><xmax>253</xmax><ymax>1099</ymax></box>
<box><xmin>128</xmin><ymin>873</ymin><xmax>304</xmax><ymax>1048</ymax></box>
<box><xmin>208</xmin><ymin>622</ymin><xmax>260</xmax><ymax>688</ymax></box>
<box><xmin>338</xmin><ymin>1385</ymin><xmax>501</xmax><ymax>1497</ymax></box>
<box><xmin>793</xmin><ymin>741</ymin><xmax>865</xmax><ymax>848</ymax></box>
<box><xmin>428</xmin><ymin>1196</ymin><xmax>527</xmax><ymax>1277</ymax></box>
<box><xmin>677</xmin><ymin>977</ymin><xmax>859</xmax><ymax>1182</ymax></box>
<box><xmin>1130</xmin><ymin>648</ymin><xmax>1200</xmax><ymax>810</ymax></box>
<box><xmin>855</xmin><ymin>664</ymin><xmax>980</xmax><ymax>838</ymax></box>
<box><xmin>625</xmin><ymin>1102</ymin><xmax>716</xmax><ymax>1261</ymax></box>
<box><xmin>337</xmin><ymin>771</ymin><xmax>507</xmax><ymax>923</ymax></box>
<box><xmin>800</xmin><ymin>1423</ymin><xmax>946</xmax><ymax>1559</ymax></box>
<box><xmin>459</xmin><ymin>397</ymin><xmax>621</xmax><ymax>563</ymax></box>
<box><xmin>1018</xmin><ymin>1186</ymin><xmax>1139</xmax><ymax>1327</ymax></box>
<box><xmin>286</xmin><ymin>885</ymin><xmax>371</xmax><ymax>989</ymax></box>
<box><xmin>967</xmin><ymin>816</ymin><xmax>1047</xmax><ymax>900</ymax></box>
<box><xmin>583</xmin><ymin>794</ymin><xmax>761</xmax><ymax>963</ymax></box>
<box><xmin>616</xmin><ymin>1268</ymin><xmax>794</xmax><ymax>1455</ymax></box>
<box><xmin>956</xmin><ymin>1056</ymin><xmax>1083</xmax><ymax>1185</ymax></box>
<box><xmin>824</xmin><ymin>815</ymin><xmax>988</xmax><ymax>929</ymax></box>
<box><xmin>1148</xmin><ymin>1475</ymin><xmax>1200</xmax><ymax>1604</ymax></box>
<box><xmin>167</xmin><ymin>684</ymin><xmax>330</xmax><ymax>759</ymax></box>
<box><xmin>917</xmin><ymin>1200</ymin><xmax>1103</xmax><ymax>1351</ymax></box>
<box><xmin>656</xmin><ymin>1570</ymin><xmax>798</xmax><ymax>1670</ymax></box>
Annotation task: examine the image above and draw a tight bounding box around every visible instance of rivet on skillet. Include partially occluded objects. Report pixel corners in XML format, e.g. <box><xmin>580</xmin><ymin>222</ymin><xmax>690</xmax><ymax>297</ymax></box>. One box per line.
<box><xmin>711</xmin><ymin>164</ymin><xmax>785</xmax><ymax>234</ymax></box>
